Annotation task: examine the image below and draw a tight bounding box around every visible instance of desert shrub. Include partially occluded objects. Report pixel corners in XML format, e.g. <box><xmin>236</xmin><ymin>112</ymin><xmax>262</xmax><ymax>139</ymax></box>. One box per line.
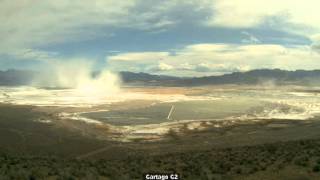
<box><xmin>166</xmin><ymin>129</ymin><xmax>180</xmax><ymax>140</ymax></box>
<box><xmin>294</xmin><ymin>155</ymin><xmax>309</xmax><ymax>167</ymax></box>
<box><xmin>313</xmin><ymin>165</ymin><xmax>320</xmax><ymax>172</ymax></box>
<box><xmin>232</xmin><ymin>166</ymin><xmax>242</xmax><ymax>174</ymax></box>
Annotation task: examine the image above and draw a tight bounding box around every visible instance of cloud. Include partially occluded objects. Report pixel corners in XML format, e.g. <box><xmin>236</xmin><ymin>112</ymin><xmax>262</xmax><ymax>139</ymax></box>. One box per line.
<box><xmin>1</xmin><ymin>0</ymin><xmax>320</xmax><ymax>72</ymax></box>
<box><xmin>312</xmin><ymin>44</ymin><xmax>320</xmax><ymax>53</ymax></box>
<box><xmin>241</xmin><ymin>31</ymin><xmax>261</xmax><ymax>44</ymax></box>
<box><xmin>108</xmin><ymin>52</ymin><xmax>169</xmax><ymax>62</ymax></box>
<box><xmin>1</xmin><ymin>0</ymin><xmax>320</xmax><ymax>53</ymax></box>
<box><xmin>0</xmin><ymin>1</ymin><xmax>139</xmax><ymax>49</ymax></box>
<box><xmin>0</xmin><ymin>0</ymin><xmax>213</xmax><ymax>61</ymax></box>
<box><xmin>207</xmin><ymin>0</ymin><xmax>320</xmax><ymax>36</ymax></box>
<box><xmin>158</xmin><ymin>62</ymin><xmax>174</xmax><ymax>71</ymax></box>
<box><xmin>10</xmin><ymin>49</ymin><xmax>58</xmax><ymax>61</ymax></box>
<box><xmin>0</xmin><ymin>1</ymin><xmax>211</xmax><ymax>49</ymax></box>
<box><xmin>311</xmin><ymin>34</ymin><xmax>320</xmax><ymax>53</ymax></box>
<box><xmin>0</xmin><ymin>1</ymin><xmax>130</xmax><ymax>60</ymax></box>
<box><xmin>106</xmin><ymin>43</ymin><xmax>320</xmax><ymax>76</ymax></box>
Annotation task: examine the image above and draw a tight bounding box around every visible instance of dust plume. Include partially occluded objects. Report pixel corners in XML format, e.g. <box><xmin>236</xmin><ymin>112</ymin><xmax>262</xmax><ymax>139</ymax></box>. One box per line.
<box><xmin>32</xmin><ymin>59</ymin><xmax>121</xmax><ymax>96</ymax></box>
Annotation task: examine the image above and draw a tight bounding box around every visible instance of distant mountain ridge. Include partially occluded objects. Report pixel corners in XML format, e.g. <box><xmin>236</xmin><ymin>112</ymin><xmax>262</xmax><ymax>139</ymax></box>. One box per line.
<box><xmin>1</xmin><ymin>69</ymin><xmax>320</xmax><ymax>86</ymax></box>
<box><xmin>119</xmin><ymin>69</ymin><xmax>320</xmax><ymax>86</ymax></box>
<box><xmin>0</xmin><ymin>69</ymin><xmax>35</xmax><ymax>86</ymax></box>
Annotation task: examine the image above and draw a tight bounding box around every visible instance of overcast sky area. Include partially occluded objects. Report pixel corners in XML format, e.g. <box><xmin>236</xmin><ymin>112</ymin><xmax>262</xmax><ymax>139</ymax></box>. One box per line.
<box><xmin>1</xmin><ymin>0</ymin><xmax>320</xmax><ymax>76</ymax></box>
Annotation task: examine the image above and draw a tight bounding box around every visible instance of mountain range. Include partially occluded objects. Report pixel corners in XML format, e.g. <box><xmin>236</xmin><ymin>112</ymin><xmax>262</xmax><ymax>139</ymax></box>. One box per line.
<box><xmin>120</xmin><ymin>69</ymin><xmax>320</xmax><ymax>86</ymax></box>
<box><xmin>1</xmin><ymin>69</ymin><xmax>320</xmax><ymax>86</ymax></box>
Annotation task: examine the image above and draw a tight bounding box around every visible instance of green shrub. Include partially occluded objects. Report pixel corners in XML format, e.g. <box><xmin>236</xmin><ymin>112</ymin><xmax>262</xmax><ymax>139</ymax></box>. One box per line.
<box><xmin>313</xmin><ymin>165</ymin><xmax>320</xmax><ymax>172</ymax></box>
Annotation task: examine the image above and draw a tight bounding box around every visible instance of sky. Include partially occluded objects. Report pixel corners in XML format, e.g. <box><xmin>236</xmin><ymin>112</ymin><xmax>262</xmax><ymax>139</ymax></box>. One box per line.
<box><xmin>1</xmin><ymin>0</ymin><xmax>320</xmax><ymax>77</ymax></box>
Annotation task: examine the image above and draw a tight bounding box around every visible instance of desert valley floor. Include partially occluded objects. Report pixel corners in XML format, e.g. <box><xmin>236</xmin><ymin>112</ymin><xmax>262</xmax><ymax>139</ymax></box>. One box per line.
<box><xmin>1</xmin><ymin>86</ymin><xmax>320</xmax><ymax>179</ymax></box>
